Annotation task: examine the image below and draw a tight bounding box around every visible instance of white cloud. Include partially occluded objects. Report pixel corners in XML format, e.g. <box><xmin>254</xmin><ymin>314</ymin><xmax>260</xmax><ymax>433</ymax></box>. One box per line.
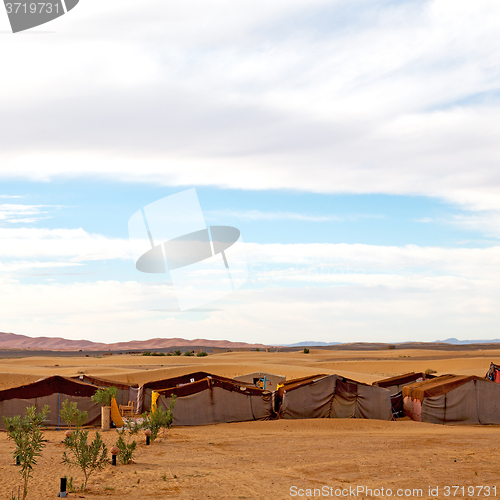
<box><xmin>0</xmin><ymin>0</ymin><xmax>500</xmax><ymax>211</ymax></box>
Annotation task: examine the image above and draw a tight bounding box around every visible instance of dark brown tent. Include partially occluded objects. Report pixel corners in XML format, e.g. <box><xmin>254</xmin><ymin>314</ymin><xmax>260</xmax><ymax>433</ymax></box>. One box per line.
<box><xmin>154</xmin><ymin>375</ymin><xmax>274</xmax><ymax>426</ymax></box>
<box><xmin>403</xmin><ymin>375</ymin><xmax>500</xmax><ymax>424</ymax></box>
<box><xmin>373</xmin><ymin>372</ymin><xmax>427</xmax><ymax>394</ymax></box>
<box><xmin>278</xmin><ymin>374</ymin><xmax>392</xmax><ymax>421</ymax></box>
<box><xmin>233</xmin><ymin>372</ymin><xmax>286</xmax><ymax>391</ymax></box>
<box><xmin>71</xmin><ymin>374</ymin><xmax>139</xmax><ymax>411</ymax></box>
<box><xmin>0</xmin><ymin>376</ymin><xmax>101</xmax><ymax>428</ymax></box>
<box><xmin>138</xmin><ymin>371</ymin><xmax>237</xmax><ymax>413</ymax></box>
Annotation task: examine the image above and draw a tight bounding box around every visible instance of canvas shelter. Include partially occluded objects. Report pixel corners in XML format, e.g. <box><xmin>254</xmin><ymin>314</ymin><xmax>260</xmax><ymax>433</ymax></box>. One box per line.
<box><xmin>403</xmin><ymin>374</ymin><xmax>500</xmax><ymax>425</ymax></box>
<box><xmin>138</xmin><ymin>371</ymin><xmax>239</xmax><ymax>413</ymax></box>
<box><xmin>278</xmin><ymin>374</ymin><xmax>392</xmax><ymax>421</ymax></box>
<box><xmin>154</xmin><ymin>374</ymin><xmax>274</xmax><ymax>426</ymax></box>
<box><xmin>486</xmin><ymin>363</ymin><xmax>500</xmax><ymax>383</ymax></box>
<box><xmin>373</xmin><ymin>372</ymin><xmax>427</xmax><ymax>395</ymax></box>
<box><xmin>233</xmin><ymin>372</ymin><xmax>286</xmax><ymax>391</ymax></box>
<box><xmin>72</xmin><ymin>374</ymin><xmax>139</xmax><ymax>409</ymax></box>
<box><xmin>0</xmin><ymin>375</ymin><xmax>101</xmax><ymax>428</ymax></box>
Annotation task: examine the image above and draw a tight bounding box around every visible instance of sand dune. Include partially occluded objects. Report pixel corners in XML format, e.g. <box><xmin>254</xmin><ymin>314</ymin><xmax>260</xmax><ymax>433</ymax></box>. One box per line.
<box><xmin>1</xmin><ymin>347</ymin><xmax>499</xmax><ymax>499</ymax></box>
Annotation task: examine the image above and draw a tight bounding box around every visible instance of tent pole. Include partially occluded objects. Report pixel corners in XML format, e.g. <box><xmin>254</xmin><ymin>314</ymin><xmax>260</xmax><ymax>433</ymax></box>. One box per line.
<box><xmin>57</xmin><ymin>393</ymin><xmax>60</xmax><ymax>430</ymax></box>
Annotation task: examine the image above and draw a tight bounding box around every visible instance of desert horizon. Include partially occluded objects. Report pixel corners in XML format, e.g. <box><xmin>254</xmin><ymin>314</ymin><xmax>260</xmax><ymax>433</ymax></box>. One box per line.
<box><xmin>1</xmin><ymin>346</ymin><xmax>499</xmax><ymax>499</ymax></box>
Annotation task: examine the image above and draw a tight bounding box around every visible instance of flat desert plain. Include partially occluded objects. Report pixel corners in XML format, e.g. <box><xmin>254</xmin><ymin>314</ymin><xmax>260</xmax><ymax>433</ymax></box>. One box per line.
<box><xmin>0</xmin><ymin>348</ymin><xmax>499</xmax><ymax>499</ymax></box>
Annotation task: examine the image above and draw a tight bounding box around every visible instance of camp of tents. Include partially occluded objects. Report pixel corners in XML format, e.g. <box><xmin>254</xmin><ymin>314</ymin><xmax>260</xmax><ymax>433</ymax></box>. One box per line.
<box><xmin>1</xmin><ymin>363</ymin><xmax>500</xmax><ymax>428</ymax></box>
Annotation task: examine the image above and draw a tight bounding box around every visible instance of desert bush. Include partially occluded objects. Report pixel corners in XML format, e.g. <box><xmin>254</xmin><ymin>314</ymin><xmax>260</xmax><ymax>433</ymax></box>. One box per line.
<box><xmin>91</xmin><ymin>386</ymin><xmax>118</xmax><ymax>406</ymax></box>
<box><xmin>60</xmin><ymin>400</ymin><xmax>88</xmax><ymax>430</ymax></box>
<box><xmin>114</xmin><ymin>418</ymin><xmax>141</xmax><ymax>465</ymax></box>
<box><xmin>62</xmin><ymin>430</ymin><xmax>108</xmax><ymax>492</ymax></box>
<box><xmin>151</xmin><ymin>351</ymin><xmax>166</xmax><ymax>356</ymax></box>
<box><xmin>303</xmin><ymin>348</ymin><xmax>310</xmax><ymax>354</ymax></box>
<box><xmin>425</xmin><ymin>368</ymin><xmax>437</xmax><ymax>374</ymax></box>
<box><xmin>255</xmin><ymin>348</ymin><xmax>260</xmax><ymax>352</ymax></box>
<box><xmin>173</xmin><ymin>350</ymin><xmax>182</xmax><ymax>356</ymax></box>
<box><xmin>142</xmin><ymin>351</ymin><xmax>151</xmax><ymax>356</ymax></box>
<box><xmin>183</xmin><ymin>351</ymin><xmax>193</xmax><ymax>356</ymax></box>
<box><xmin>142</xmin><ymin>396</ymin><xmax>176</xmax><ymax>442</ymax></box>
<box><xmin>3</xmin><ymin>405</ymin><xmax>50</xmax><ymax>500</ymax></box>
<box><xmin>197</xmin><ymin>351</ymin><xmax>208</xmax><ymax>357</ymax></box>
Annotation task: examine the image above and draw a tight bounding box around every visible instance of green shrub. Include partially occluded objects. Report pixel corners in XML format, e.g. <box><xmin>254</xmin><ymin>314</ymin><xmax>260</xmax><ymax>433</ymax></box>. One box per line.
<box><xmin>60</xmin><ymin>400</ymin><xmax>88</xmax><ymax>430</ymax></box>
<box><xmin>173</xmin><ymin>350</ymin><xmax>182</xmax><ymax>356</ymax></box>
<box><xmin>255</xmin><ymin>348</ymin><xmax>260</xmax><ymax>352</ymax></box>
<box><xmin>425</xmin><ymin>368</ymin><xmax>437</xmax><ymax>374</ymax></box>
<box><xmin>3</xmin><ymin>405</ymin><xmax>50</xmax><ymax>500</ymax></box>
<box><xmin>91</xmin><ymin>387</ymin><xmax>118</xmax><ymax>406</ymax></box>
<box><xmin>114</xmin><ymin>418</ymin><xmax>141</xmax><ymax>465</ymax></box>
<box><xmin>62</xmin><ymin>430</ymin><xmax>108</xmax><ymax>492</ymax></box>
<box><xmin>197</xmin><ymin>351</ymin><xmax>208</xmax><ymax>357</ymax></box>
<box><xmin>142</xmin><ymin>351</ymin><xmax>151</xmax><ymax>356</ymax></box>
<box><xmin>303</xmin><ymin>348</ymin><xmax>310</xmax><ymax>354</ymax></box>
<box><xmin>183</xmin><ymin>351</ymin><xmax>193</xmax><ymax>356</ymax></box>
<box><xmin>142</xmin><ymin>396</ymin><xmax>176</xmax><ymax>442</ymax></box>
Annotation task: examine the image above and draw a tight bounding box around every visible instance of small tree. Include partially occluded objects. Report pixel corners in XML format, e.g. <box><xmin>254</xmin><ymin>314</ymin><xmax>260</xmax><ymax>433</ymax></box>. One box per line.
<box><xmin>91</xmin><ymin>387</ymin><xmax>118</xmax><ymax>406</ymax></box>
<box><xmin>114</xmin><ymin>419</ymin><xmax>141</xmax><ymax>465</ymax></box>
<box><xmin>173</xmin><ymin>350</ymin><xmax>182</xmax><ymax>356</ymax></box>
<box><xmin>303</xmin><ymin>348</ymin><xmax>310</xmax><ymax>354</ymax></box>
<box><xmin>60</xmin><ymin>400</ymin><xmax>88</xmax><ymax>430</ymax></box>
<box><xmin>3</xmin><ymin>405</ymin><xmax>50</xmax><ymax>500</ymax></box>
<box><xmin>62</xmin><ymin>430</ymin><xmax>108</xmax><ymax>492</ymax></box>
<box><xmin>142</xmin><ymin>396</ymin><xmax>176</xmax><ymax>442</ymax></box>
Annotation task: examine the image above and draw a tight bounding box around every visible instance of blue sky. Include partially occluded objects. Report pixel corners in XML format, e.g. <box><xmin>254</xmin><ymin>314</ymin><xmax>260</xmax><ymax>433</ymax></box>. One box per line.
<box><xmin>1</xmin><ymin>0</ymin><xmax>500</xmax><ymax>344</ymax></box>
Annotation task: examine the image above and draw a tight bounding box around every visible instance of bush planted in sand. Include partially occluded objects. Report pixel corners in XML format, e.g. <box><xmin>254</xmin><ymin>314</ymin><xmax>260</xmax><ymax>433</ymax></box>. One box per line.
<box><xmin>62</xmin><ymin>430</ymin><xmax>109</xmax><ymax>492</ymax></box>
<box><xmin>142</xmin><ymin>396</ymin><xmax>176</xmax><ymax>442</ymax></box>
<box><xmin>60</xmin><ymin>400</ymin><xmax>88</xmax><ymax>430</ymax></box>
<box><xmin>3</xmin><ymin>405</ymin><xmax>50</xmax><ymax>500</ymax></box>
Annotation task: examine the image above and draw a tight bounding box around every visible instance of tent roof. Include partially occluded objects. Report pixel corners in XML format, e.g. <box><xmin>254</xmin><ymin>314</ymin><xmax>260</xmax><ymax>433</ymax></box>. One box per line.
<box><xmin>402</xmin><ymin>374</ymin><xmax>490</xmax><ymax>401</ymax></box>
<box><xmin>0</xmin><ymin>375</ymin><xmax>99</xmax><ymax>402</ymax></box>
<box><xmin>143</xmin><ymin>371</ymin><xmax>249</xmax><ymax>392</ymax></box>
<box><xmin>156</xmin><ymin>375</ymin><xmax>270</xmax><ymax>398</ymax></box>
<box><xmin>373</xmin><ymin>372</ymin><xmax>425</xmax><ymax>388</ymax></box>
<box><xmin>71</xmin><ymin>374</ymin><xmax>138</xmax><ymax>390</ymax></box>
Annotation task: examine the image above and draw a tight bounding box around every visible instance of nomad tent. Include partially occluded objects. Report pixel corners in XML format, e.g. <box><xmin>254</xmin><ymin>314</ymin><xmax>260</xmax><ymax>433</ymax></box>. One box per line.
<box><xmin>486</xmin><ymin>363</ymin><xmax>500</xmax><ymax>383</ymax></box>
<box><xmin>138</xmin><ymin>371</ymin><xmax>217</xmax><ymax>413</ymax></box>
<box><xmin>233</xmin><ymin>372</ymin><xmax>286</xmax><ymax>390</ymax></box>
<box><xmin>373</xmin><ymin>372</ymin><xmax>429</xmax><ymax>419</ymax></box>
<box><xmin>153</xmin><ymin>374</ymin><xmax>274</xmax><ymax>426</ymax></box>
<box><xmin>278</xmin><ymin>374</ymin><xmax>392</xmax><ymax>421</ymax></box>
<box><xmin>72</xmin><ymin>374</ymin><xmax>139</xmax><ymax>409</ymax></box>
<box><xmin>0</xmin><ymin>375</ymin><xmax>101</xmax><ymax>428</ymax></box>
<box><xmin>373</xmin><ymin>372</ymin><xmax>427</xmax><ymax>394</ymax></box>
<box><xmin>403</xmin><ymin>374</ymin><xmax>500</xmax><ymax>425</ymax></box>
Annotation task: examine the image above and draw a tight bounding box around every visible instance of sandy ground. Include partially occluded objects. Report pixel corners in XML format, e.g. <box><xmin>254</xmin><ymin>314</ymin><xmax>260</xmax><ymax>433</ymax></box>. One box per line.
<box><xmin>0</xmin><ymin>348</ymin><xmax>499</xmax><ymax>499</ymax></box>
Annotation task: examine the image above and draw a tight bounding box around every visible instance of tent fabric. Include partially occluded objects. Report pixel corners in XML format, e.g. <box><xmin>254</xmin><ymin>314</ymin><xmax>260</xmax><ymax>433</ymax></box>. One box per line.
<box><xmin>279</xmin><ymin>374</ymin><xmax>392</xmax><ymax>421</ymax></box>
<box><xmin>72</xmin><ymin>374</ymin><xmax>138</xmax><ymax>409</ymax></box>
<box><xmin>138</xmin><ymin>372</ymin><xmax>249</xmax><ymax>413</ymax></box>
<box><xmin>403</xmin><ymin>375</ymin><xmax>500</xmax><ymax>425</ymax></box>
<box><xmin>402</xmin><ymin>375</ymin><xmax>474</xmax><ymax>401</ymax></box>
<box><xmin>390</xmin><ymin>391</ymin><xmax>404</xmax><ymax>418</ymax></box>
<box><xmin>373</xmin><ymin>372</ymin><xmax>426</xmax><ymax>395</ymax></box>
<box><xmin>155</xmin><ymin>376</ymin><xmax>274</xmax><ymax>426</ymax></box>
<box><xmin>233</xmin><ymin>372</ymin><xmax>286</xmax><ymax>391</ymax></box>
<box><xmin>0</xmin><ymin>376</ymin><xmax>101</xmax><ymax>428</ymax></box>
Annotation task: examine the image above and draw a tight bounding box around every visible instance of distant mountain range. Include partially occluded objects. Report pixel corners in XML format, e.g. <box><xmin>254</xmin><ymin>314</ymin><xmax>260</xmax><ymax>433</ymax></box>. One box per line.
<box><xmin>0</xmin><ymin>332</ymin><xmax>267</xmax><ymax>352</ymax></box>
<box><xmin>435</xmin><ymin>338</ymin><xmax>500</xmax><ymax>345</ymax></box>
<box><xmin>283</xmin><ymin>341</ymin><xmax>342</xmax><ymax>347</ymax></box>
<box><xmin>284</xmin><ymin>338</ymin><xmax>500</xmax><ymax>347</ymax></box>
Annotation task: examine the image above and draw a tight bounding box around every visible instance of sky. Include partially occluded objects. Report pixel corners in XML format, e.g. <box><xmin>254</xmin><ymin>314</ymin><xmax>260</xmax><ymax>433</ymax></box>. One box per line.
<box><xmin>0</xmin><ymin>0</ymin><xmax>499</xmax><ymax>345</ymax></box>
